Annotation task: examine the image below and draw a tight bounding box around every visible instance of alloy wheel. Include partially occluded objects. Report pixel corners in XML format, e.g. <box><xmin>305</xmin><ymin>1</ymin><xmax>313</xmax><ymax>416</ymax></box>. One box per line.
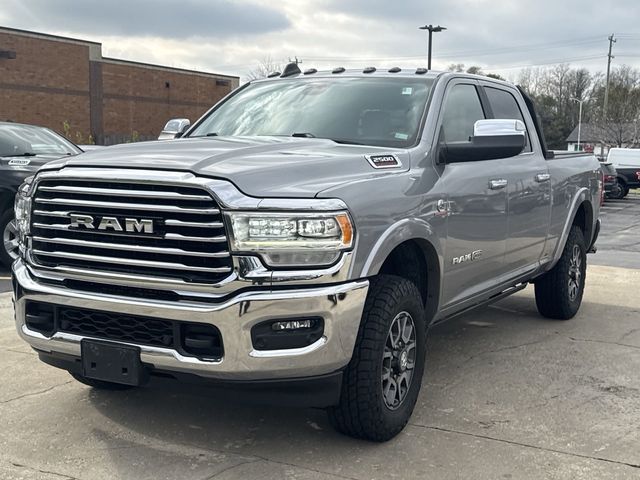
<box><xmin>568</xmin><ymin>244</ymin><xmax>582</xmax><ymax>301</ymax></box>
<box><xmin>3</xmin><ymin>219</ymin><xmax>19</xmax><ymax>261</ymax></box>
<box><xmin>381</xmin><ymin>311</ymin><xmax>417</xmax><ymax>410</ymax></box>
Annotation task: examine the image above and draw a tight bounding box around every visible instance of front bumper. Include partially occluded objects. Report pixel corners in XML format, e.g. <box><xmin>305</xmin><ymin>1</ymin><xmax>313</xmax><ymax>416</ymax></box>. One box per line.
<box><xmin>13</xmin><ymin>259</ymin><xmax>368</xmax><ymax>381</ymax></box>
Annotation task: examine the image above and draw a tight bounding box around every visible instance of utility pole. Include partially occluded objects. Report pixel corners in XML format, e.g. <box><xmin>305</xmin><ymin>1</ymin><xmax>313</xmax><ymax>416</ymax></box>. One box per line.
<box><xmin>603</xmin><ymin>34</ymin><xmax>616</xmax><ymax>122</ymax></box>
<box><xmin>289</xmin><ymin>56</ymin><xmax>302</xmax><ymax>65</ymax></box>
<box><xmin>419</xmin><ymin>25</ymin><xmax>447</xmax><ymax>70</ymax></box>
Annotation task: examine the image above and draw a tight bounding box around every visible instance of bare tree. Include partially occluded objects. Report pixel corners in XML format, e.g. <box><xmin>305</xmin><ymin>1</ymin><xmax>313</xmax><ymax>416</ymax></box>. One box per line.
<box><xmin>246</xmin><ymin>56</ymin><xmax>284</xmax><ymax>81</ymax></box>
<box><xmin>592</xmin><ymin>66</ymin><xmax>640</xmax><ymax>147</ymax></box>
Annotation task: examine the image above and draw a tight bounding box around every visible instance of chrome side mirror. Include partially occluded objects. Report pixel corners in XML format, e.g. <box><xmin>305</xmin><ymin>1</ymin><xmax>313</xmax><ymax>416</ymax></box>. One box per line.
<box><xmin>158</xmin><ymin>118</ymin><xmax>191</xmax><ymax>140</ymax></box>
<box><xmin>474</xmin><ymin>119</ymin><xmax>526</xmax><ymax>138</ymax></box>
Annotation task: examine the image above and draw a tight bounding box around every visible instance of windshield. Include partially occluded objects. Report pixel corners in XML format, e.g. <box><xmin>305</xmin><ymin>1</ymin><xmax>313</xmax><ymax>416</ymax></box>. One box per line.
<box><xmin>189</xmin><ymin>77</ymin><xmax>434</xmax><ymax>148</ymax></box>
<box><xmin>0</xmin><ymin>124</ymin><xmax>81</xmax><ymax>157</ymax></box>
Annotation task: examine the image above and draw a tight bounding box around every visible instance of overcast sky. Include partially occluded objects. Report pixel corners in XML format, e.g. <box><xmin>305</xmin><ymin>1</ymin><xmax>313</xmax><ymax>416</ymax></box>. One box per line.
<box><xmin>2</xmin><ymin>0</ymin><xmax>639</xmax><ymax>82</ymax></box>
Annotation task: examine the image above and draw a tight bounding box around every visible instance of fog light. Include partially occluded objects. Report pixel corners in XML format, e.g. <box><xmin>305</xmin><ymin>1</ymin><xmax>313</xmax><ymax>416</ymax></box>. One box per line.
<box><xmin>251</xmin><ymin>317</ymin><xmax>324</xmax><ymax>351</ymax></box>
<box><xmin>272</xmin><ymin>319</ymin><xmax>314</xmax><ymax>331</ymax></box>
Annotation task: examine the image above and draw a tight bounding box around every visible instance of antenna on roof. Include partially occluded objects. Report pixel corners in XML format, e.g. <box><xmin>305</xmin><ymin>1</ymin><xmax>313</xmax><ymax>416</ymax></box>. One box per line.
<box><xmin>281</xmin><ymin>62</ymin><xmax>302</xmax><ymax>77</ymax></box>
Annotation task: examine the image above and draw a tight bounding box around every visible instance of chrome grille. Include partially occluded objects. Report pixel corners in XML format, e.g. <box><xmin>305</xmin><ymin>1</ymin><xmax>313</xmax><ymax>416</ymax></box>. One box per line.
<box><xmin>30</xmin><ymin>179</ymin><xmax>233</xmax><ymax>284</ymax></box>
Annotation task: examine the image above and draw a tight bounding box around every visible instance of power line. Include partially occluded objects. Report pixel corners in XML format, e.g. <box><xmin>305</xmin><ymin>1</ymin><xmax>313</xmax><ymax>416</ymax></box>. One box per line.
<box><xmin>301</xmin><ymin>34</ymin><xmax>609</xmax><ymax>62</ymax></box>
<box><xmin>483</xmin><ymin>55</ymin><xmax>607</xmax><ymax>71</ymax></box>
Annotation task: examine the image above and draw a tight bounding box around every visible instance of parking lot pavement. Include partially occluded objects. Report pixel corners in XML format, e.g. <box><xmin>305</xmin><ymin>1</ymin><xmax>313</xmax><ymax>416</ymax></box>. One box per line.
<box><xmin>594</xmin><ymin>193</ymin><xmax>640</xmax><ymax>269</ymax></box>
<box><xmin>1</xmin><ymin>195</ymin><xmax>639</xmax><ymax>479</ymax></box>
<box><xmin>1</xmin><ymin>263</ymin><xmax>639</xmax><ymax>480</ymax></box>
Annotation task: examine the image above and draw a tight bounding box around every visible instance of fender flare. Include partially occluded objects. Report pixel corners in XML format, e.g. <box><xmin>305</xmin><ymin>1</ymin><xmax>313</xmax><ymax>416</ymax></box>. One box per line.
<box><xmin>358</xmin><ymin>218</ymin><xmax>443</xmax><ymax>278</ymax></box>
<box><xmin>547</xmin><ymin>187</ymin><xmax>593</xmax><ymax>270</ymax></box>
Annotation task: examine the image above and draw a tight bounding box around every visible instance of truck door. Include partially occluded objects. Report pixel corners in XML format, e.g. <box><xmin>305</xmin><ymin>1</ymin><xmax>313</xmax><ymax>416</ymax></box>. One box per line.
<box><xmin>480</xmin><ymin>84</ymin><xmax>551</xmax><ymax>274</ymax></box>
<box><xmin>436</xmin><ymin>80</ymin><xmax>509</xmax><ymax>308</ymax></box>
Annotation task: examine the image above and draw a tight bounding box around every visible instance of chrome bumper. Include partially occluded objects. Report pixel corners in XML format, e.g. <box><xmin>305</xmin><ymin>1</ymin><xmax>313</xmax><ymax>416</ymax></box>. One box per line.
<box><xmin>13</xmin><ymin>259</ymin><xmax>369</xmax><ymax>380</ymax></box>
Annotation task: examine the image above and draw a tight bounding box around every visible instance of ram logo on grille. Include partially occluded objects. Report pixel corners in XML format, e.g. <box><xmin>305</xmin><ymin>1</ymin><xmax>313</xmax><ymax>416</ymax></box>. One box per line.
<box><xmin>69</xmin><ymin>213</ymin><xmax>155</xmax><ymax>234</ymax></box>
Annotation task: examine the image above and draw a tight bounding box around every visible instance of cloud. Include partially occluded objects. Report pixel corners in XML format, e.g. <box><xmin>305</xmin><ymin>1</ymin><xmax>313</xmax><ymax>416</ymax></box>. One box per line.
<box><xmin>6</xmin><ymin>0</ymin><xmax>290</xmax><ymax>38</ymax></box>
<box><xmin>2</xmin><ymin>0</ymin><xmax>639</xmax><ymax>81</ymax></box>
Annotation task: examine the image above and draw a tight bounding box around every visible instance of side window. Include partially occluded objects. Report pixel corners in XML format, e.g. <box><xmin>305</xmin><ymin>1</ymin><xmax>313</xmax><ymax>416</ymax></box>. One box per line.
<box><xmin>441</xmin><ymin>84</ymin><xmax>485</xmax><ymax>143</ymax></box>
<box><xmin>484</xmin><ymin>87</ymin><xmax>532</xmax><ymax>152</ymax></box>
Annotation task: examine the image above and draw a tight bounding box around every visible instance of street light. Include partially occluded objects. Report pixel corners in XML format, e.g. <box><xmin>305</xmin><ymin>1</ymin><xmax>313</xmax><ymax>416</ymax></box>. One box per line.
<box><xmin>571</xmin><ymin>97</ymin><xmax>584</xmax><ymax>152</ymax></box>
<box><xmin>419</xmin><ymin>24</ymin><xmax>447</xmax><ymax>70</ymax></box>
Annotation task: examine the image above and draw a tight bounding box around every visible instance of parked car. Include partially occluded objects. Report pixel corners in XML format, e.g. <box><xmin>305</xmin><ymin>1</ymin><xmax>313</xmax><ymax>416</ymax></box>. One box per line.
<box><xmin>11</xmin><ymin>66</ymin><xmax>601</xmax><ymax>441</ymax></box>
<box><xmin>607</xmin><ymin>148</ymin><xmax>640</xmax><ymax>197</ymax></box>
<box><xmin>158</xmin><ymin>118</ymin><xmax>190</xmax><ymax>140</ymax></box>
<box><xmin>599</xmin><ymin>162</ymin><xmax>624</xmax><ymax>199</ymax></box>
<box><xmin>0</xmin><ymin>122</ymin><xmax>83</xmax><ymax>267</ymax></box>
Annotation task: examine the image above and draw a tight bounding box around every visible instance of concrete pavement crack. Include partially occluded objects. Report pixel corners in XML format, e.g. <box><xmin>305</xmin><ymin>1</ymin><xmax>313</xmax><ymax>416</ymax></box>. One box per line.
<box><xmin>6</xmin><ymin>348</ymin><xmax>33</xmax><ymax>356</ymax></box>
<box><xmin>0</xmin><ymin>381</ymin><xmax>72</xmax><ymax>404</ymax></box>
<box><xmin>204</xmin><ymin>459</ymin><xmax>260</xmax><ymax>479</ymax></box>
<box><xmin>409</xmin><ymin>424</ymin><xmax>640</xmax><ymax>469</ymax></box>
<box><xmin>9</xmin><ymin>461</ymin><xmax>80</xmax><ymax>479</ymax></box>
<box><xmin>619</xmin><ymin>327</ymin><xmax>640</xmax><ymax>341</ymax></box>
<box><xmin>568</xmin><ymin>336</ymin><xmax>640</xmax><ymax>351</ymax></box>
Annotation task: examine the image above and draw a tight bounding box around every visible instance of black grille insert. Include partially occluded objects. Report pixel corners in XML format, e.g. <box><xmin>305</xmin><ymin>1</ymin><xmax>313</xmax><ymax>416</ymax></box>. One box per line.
<box><xmin>25</xmin><ymin>302</ymin><xmax>224</xmax><ymax>360</ymax></box>
<box><xmin>59</xmin><ymin>307</ymin><xmax>175</xmax><ymax>348</ymax></box>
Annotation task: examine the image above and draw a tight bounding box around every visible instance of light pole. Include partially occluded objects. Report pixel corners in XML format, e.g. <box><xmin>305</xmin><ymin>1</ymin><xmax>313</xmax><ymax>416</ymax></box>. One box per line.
<box><xmin>571</xmin><ymin>97</ymin><xmax>584</xmax><ymax>151</ymax></box>
<box><xmin>419</xmin><ymin>24</ymin><xmax>447</xmax><ymax>70</ymax></box>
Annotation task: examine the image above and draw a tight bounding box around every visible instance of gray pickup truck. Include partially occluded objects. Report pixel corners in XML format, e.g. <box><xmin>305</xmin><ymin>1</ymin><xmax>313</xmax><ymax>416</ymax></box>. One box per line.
<box><xmin>12</xmin><ymin>66</ymin><xmax>601</xmax><ymax>441</ymax></box>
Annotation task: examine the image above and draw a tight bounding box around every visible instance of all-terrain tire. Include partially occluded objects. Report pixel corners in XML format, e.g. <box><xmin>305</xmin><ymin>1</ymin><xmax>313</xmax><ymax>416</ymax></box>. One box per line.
<box><xmin>535</xmin><ymin>226</ymin><xmax>587</xmax><ymax>320</ymax></box>
<box><xmin>69</xmin><ymin>372</ymin><xmax>137</xmax><ymax>391</ymax></box>
<box><xmin>327</xmin><ymin>275</ymin><xmax>426</xmax><ymax>442</ymax></box>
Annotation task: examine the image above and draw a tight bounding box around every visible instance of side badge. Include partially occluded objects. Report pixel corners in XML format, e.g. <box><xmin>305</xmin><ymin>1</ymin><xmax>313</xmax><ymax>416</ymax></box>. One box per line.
<box><xmin>365</xmin><ymin>154</ymin><xmax>401</xmax><ymax>169</ymax></box>
<box><xmin>8</xmin><ymin>158</ymin><xmax>31</xmax><ymax>166</ymax></box>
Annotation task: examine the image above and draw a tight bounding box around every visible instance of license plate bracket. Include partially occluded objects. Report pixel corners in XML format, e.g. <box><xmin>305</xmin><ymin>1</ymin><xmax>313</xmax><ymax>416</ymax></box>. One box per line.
<box><xmin>81</xmin><ymin>339</ymin><xmax>143</xmax><ymax>386</ymax></box>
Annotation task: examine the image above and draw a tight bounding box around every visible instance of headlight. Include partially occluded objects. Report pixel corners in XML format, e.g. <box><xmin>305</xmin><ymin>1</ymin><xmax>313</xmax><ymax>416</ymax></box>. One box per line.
<box><xmin>225</xmin><ymin>211</ymin><xmax>354</xmax><ymax>267</ymax></box>
<box><xmin>14</xmin><ymin>176</ymin><xmax>34</xmax><ymax>250</ymax></box>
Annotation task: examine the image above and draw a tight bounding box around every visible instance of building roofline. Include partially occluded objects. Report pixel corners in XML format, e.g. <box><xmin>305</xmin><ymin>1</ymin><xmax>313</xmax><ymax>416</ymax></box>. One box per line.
<box><xmin>100</xmin><ymin>57</ymin><xmax>239</xmax><ymax>80</ymax></box>
<box><xmin>1</xmin><ymin>25</ymin><xmax>239</xmax><ymax>81</ymax></box>
<box><xmin>0</xmin><ymin>25</ymin><xmax>101</xmax><ymax>46</ymax></box>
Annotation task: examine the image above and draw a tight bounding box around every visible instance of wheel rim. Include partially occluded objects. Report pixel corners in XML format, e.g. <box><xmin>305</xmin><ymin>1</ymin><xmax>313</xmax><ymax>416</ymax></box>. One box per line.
<box><xmin>381</xmin><ymin>311</ymin><xmax>417</xmax><ymax>410</ymax></box>
<box><xmin>3</xmin><ymin>219</ymin><xmax>19</xmax><ymax>261</ymax></box>
<box><xmin>568</xmin><ymin>244</ymin><xmax>582</xmax><ymax>301</ymax></box>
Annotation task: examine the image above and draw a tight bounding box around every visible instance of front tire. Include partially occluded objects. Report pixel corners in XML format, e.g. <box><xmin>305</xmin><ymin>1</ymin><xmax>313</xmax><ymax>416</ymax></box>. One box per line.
<box><xmin>327</xmin><ymin>275</ymin><xmax>426</xmax><ymax>442</ymax></box>
<box><xmin>535</xmin><ymin>226</ymin><xmax>587</xmax><ymax>320</ymax></box>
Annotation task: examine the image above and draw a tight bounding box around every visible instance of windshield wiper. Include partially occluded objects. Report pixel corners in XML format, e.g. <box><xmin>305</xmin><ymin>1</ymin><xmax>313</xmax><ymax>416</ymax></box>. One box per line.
<box><xmin>1</xmin><ymin>152</ymin><xmax>37</xmax><ymax>158</ymax></box>
<box><xmin>331</xmin><ymin>139</ymin><xmax>365</xmax><ymax>145</ymax></box>
<box><xmin>291</xmin><ymin>132</ymin><xmax>316</xmax><ymax>138</ymax></box>
<box><xmin>189</xmin><ymin>132</ymin><xmax>219</xmax><ymax>138</ymax></box>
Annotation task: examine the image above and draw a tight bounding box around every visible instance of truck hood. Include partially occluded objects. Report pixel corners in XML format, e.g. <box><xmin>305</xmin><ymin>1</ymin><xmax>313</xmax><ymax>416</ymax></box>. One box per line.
<box><xmin>2</xmin><ymin>153</ymin><xmax>77</xmax><ymax>191</ymax></box>
<box><xmin>40</xmin><ymin>136</ymin><xmax>410</xmax><ymax>198</ymax></box>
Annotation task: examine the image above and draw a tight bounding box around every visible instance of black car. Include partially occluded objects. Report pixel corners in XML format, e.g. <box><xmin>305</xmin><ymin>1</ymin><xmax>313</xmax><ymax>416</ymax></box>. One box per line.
<box><xmin>599</xmin><ymin>162</ymin><xmax>624</xmax><ymax>200</ymax></box>
<box><xmin>1</xmin><ymin>122</ymin><xmax>82</xmax><ymax>267</ymax></box>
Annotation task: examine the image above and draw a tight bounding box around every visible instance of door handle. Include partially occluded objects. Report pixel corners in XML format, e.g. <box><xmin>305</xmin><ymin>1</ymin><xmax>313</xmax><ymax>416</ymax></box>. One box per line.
<box><xmin>535</xmin><ymin>173</ymin><xmax>551</xmax><ymax>183</ymax></box>
<box><xmin>489</xmin><ymin>179</ymin><xmax>508</xmax><ymax>190</ymax></box>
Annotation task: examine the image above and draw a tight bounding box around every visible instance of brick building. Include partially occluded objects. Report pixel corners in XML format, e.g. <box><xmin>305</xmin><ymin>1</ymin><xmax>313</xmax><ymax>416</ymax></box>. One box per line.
<box><xmin>0</xmin><ymin>26</ymin><xmax>239</xmax><ymax>144</ymax></box>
